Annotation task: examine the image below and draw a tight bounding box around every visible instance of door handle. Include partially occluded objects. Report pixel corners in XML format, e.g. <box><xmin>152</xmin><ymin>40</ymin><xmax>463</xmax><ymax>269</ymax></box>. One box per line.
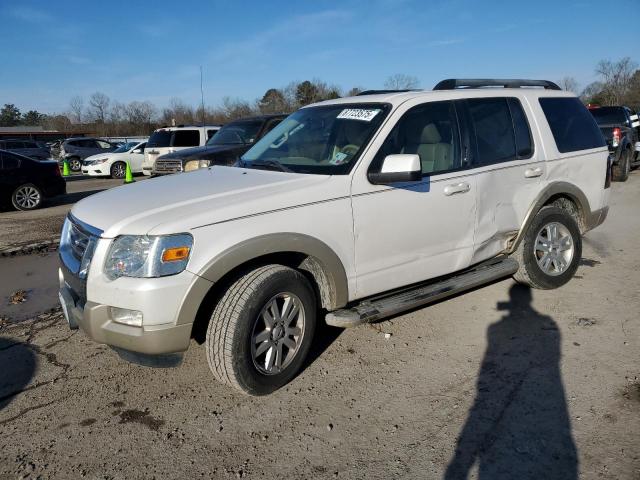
<box><xmin>444</xmin><ymin>182</ymin><xmax>470</xmax><ymax>196</ymax></box>
<box><xmin>524</xmin><ymin>167</ymin><xmax>543</xmax><ymax>178</ymax></box>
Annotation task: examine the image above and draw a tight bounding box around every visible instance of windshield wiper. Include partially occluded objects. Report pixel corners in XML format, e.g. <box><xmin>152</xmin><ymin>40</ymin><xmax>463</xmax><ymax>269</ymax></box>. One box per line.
<box><xmin>243</xmin><ymin>159</ymin><xmax>293</xmax><ymax>173</ymax></box>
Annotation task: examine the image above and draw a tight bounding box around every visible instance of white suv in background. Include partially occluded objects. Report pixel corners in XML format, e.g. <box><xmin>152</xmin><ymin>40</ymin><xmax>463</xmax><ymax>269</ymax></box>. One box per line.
<box><xmin>59</xmin><ymin>79</ymin><xmax>610</xmax><ymax>395</ymax></box>
<box><xmin>82</xmin><ymin>140</ymin><xmax>147</xmax><ymax>179</ymax></box>
<box><xmin>142</xmin><ymin>125</ymin><xmax>221</xmax><ymax>175</ymax></box>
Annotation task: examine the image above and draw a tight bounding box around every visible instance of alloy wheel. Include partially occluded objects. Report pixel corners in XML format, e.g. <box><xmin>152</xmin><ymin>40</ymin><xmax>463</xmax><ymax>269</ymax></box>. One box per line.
<box><xmin>14</xmin><ymin>186</ymin><xmax>41</xmax><ymax>209</ymax></box>
<box><xmin>534</xmin><ymin>222</ymin><xmax>574</xmax><ymax>276</ymax></box>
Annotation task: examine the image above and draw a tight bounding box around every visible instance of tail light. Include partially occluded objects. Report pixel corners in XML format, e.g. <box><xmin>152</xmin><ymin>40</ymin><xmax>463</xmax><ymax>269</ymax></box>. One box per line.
<box><xmin>612</xmin><ymin>127</ymin><xmax>621</xmax><ymax>147</ymax></box>
<box><xmin>54</xmin><ymin>163</ymin><xmax>62</xmax><ymax>177</ymax></box>
<box><xmin>605</xmin><ymin>155</ymin><xmax>612</xmax><ymax>189</ymax></box>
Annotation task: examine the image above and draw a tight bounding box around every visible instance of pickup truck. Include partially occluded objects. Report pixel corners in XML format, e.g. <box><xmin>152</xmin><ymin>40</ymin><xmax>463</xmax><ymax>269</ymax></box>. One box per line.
<box><xmin>152</xmin><ymin>115</ymin><xmax>286</xmax><ymax>175</ymax></box>
<box><xmin>588</xmin><ymin>105</ymin><xmax>640</xmax><ymax>181</ymax></box>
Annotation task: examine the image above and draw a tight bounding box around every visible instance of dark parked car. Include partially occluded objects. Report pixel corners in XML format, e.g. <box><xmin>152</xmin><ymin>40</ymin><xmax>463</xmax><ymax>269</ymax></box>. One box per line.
<box><xmin>152</xmin><ymin>114</ymin><xmax>286</xmax><ymax>175</ymax></box>
<box><xmin>0</xmin><ymin>150</ymin><xmax>66</xmax><ymax>210</ymax></box>
<box><xmin>60</xmin><ymin>137</ymin><xmax>117</xmax><ymax>172</ymax></box>
<box><xmin>588</xmin><ymin>105</ymin><xmax>640</xmax><ymax>181</ymax></box>
<box><xmin>0</xmin><ymin>139</ymin><xmax>51</xmax><ymax>160</ymax></box>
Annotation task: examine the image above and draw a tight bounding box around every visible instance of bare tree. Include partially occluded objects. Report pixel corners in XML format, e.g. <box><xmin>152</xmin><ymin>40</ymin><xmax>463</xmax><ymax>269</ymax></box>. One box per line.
<box><xmin>559</xmin><ymin>77</ymin><xmax>579</xmax><ymax>93</ymax></box>
<box><xmin>384</xmin><ymin>74</ymin><xmax>419</xmax><ymax>90</ymax></box>
<box><xmin>69</xmin><ymin>96</ymin><xmax>84</xmax><ymax>124</ymax></box>
<box><xmin>88</xmin><ymin>92</ymin><xmax>111</xmax><ymax>134</ymax></box>
<box><xmin>595</xmin><ymin>57</ymin><xmax>638</xmax><ymax>105</ymax></box>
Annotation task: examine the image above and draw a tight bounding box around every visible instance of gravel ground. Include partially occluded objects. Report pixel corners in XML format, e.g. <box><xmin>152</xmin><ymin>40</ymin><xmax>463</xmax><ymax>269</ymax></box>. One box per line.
<box><xmin>0</xmin><ymin>175</ymin><xmax>144</xmax><ymax>251</ymax></box>
<box><xmin>0</xmin><ymin>173</ymin><xmax>638</xmax><ymax>479</ymax></box>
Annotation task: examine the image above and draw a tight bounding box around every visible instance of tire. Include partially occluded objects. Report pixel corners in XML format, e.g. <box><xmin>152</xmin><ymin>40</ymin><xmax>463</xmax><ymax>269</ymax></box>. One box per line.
<box><xmin>612</xmin><ymin>149</ymin><xmax>631</xmax><ymax>182</ymax></box>
<box><xmin>11</xmin><ymin>183</ymin><xmax>43</xmax><ymax>211</ymax></box>
<box><xmin>205</xmin><ymin>265</ymin><xmax>317</xmax><ymax>395</ymax></box>
<box><xmin>68</xmin><ymin>157</ymin><xmax>82</xmax><ymax>172</ymax></box>
<box><xmin>512</xmin><ymin>206</ymin><xmax>581</xmax><ymax>289</ymax></box>
<box><xmin>111</xmin><ymin>161</ymin><xmax>126</xmax><ymax>179</ymax></box>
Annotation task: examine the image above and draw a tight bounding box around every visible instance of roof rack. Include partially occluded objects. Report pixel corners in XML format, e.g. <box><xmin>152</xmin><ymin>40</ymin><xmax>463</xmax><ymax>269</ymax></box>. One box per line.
<box><xmin>356</xmin><ymin>89</ymin><xmax>418</xmax><ymax>96</ymax></box>
<box><xmin>433</xmin><ymin>79</ymin><xmax>561</xmax><ymax>91</ymax></box>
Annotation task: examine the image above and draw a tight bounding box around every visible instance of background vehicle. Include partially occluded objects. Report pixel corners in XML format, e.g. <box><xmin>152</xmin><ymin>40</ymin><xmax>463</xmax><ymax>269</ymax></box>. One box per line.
<box><xmin>152</xmin><ymin>115</ymin><xmax>285</xmax><ymax>175</ymax></box>
<box><xmin>142</xmin><ymin>125</ymin><xmax>221</xmax><ymax>176</ymax></box>
<box><xmin>0</xmin><ymin>139</ymin><xmax>51</xmax><ymax>160</ymax></box>
<box><xmin>588</xmin><ymin>105</ymin><xmax>640</xmax><ymax>181</ymax></box>
<box><xmin>59</xmin><ymin>79</ymin><xmax>609</xmax><ymax>395</ymax></box>
<box><xmin>0</xmin><ymin>150</ymin><xmax>65</xmax><ymax>211</ymax></box>
<box><xmin>60</xmin><ymin>137</ymin><xmax>118</xmax><ymax>172</ymax></box>
<box><xmin>81</xmin><ymin>140</ymin><xmax>147</xmax><ymax>179</ymax></box>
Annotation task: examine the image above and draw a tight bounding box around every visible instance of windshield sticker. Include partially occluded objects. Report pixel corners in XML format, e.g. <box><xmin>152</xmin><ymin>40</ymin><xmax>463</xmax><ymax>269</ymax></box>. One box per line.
<box><xmin>337</xmin><ymin>108</ymin><xmax>381</xmax><ymax>122</ymax></box>
<box><xmin>330</xmin><ymin>152</ymin><xmax>349</xmax><ymax>165</ymax></box>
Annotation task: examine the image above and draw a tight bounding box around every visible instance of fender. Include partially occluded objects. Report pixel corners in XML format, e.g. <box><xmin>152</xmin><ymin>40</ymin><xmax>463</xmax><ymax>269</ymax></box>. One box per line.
<box><xmin>192</xmin><ymin>233</ymin><xmax>349</xmax><ymax>310</ymax></box>
<box><xmin>508</xmin><ymin>182</ymin><xmax>593</xmax><ymax>253</ymax></box>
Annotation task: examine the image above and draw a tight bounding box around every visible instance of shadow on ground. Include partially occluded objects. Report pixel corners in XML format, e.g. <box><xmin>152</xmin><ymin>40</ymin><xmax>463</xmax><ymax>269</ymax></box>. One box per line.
<box><xmin>444</xmin><ymin>285</ymin><xmax>577</xmax><ymax>480</ymax></box>
<box><xmin>0</xmin><ymin>338</ymin><xmax>36</xmax><ymax>412</ymax></box>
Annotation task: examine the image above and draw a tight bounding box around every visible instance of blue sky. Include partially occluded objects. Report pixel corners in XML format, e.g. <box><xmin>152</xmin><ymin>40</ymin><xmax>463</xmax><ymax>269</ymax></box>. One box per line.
<box><xmin>1</xmin><ymin>0</ymin><xmax>639</xmax><ymax>114</ymax></box>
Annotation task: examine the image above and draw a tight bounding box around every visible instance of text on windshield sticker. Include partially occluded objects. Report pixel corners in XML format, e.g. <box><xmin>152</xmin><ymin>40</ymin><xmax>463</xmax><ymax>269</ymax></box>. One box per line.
<box><xmin>337</xmin><ymin>109</ymin><xmax>381</xmax><ymax>122</ymax></box>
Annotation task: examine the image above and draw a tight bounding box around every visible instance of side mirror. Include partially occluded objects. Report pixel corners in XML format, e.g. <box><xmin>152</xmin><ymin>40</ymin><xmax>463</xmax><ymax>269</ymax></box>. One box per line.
<box><xmin>368</xmin><ymin>154</ymin><xmax>422</xmax><ymax>184</ymax></box>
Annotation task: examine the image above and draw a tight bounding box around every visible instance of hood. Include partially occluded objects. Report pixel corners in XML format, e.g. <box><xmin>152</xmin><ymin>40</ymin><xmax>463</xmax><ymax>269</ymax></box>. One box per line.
<box><xmin>84</xmin><ymin>151</ymin><xmax>124</xmax><ymax>162</ymax></box>
<box><xmin>158</xmin><ymin>144</ymin><xmax>248</xmax><ymax>161</ymax></box>
<box><xmin>71</xmin><ymin>166</ymin><xmax>341</xmax><ymax>237</ymax></box>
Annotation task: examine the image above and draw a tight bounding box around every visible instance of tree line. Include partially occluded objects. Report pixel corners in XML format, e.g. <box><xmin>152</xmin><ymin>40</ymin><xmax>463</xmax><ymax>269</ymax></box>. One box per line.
<box><xmin>1</xmin><ymin>61</ymin><xmax>639</xmax><ymax>137</ymax></box>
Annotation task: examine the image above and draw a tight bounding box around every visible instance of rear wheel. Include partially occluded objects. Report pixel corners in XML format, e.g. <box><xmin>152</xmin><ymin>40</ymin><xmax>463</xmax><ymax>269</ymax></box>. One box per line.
<box><xmin>612</xmin><ymin>149</ymin><xmax>631</xmax><ymax>182</ymax></box>
<box><xmin>68</xmin><ymin>157</ymin><xmax>82</xmax><ymax>172</ymax></box>
<box><xmin>512</xmin><ymin>206</ymin><xmax>581</xmax><ymax>289</ymax></box>
<box><xmin>205</xmin><ymin>265</ymin><xmax>317</xmax><ymax>395</ymax></box>
<box><xmin>111</xmin><ymin>161</ymin><xmax>126</xmax><ymax>179</ymax></box>
<box><xmin>11</xmin><ymin>183</ymin><xmax>42</xmax><ymax>210</ymax></box>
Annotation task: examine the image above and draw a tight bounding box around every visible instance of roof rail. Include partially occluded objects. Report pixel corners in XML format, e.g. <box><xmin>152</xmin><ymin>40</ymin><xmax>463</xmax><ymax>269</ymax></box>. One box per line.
<box><xmin>356</xmin><ymin>89</ymin><xmax>418</xmax><ymax>96</ymax></box>
<box><xmin>433</xmin><ymin>79</ymin><xmax>561</xmax><ymax>91</ymax></box>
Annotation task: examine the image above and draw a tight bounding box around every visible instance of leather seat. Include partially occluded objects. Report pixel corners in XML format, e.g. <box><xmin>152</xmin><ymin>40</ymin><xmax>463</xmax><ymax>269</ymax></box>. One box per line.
<box><xmin>401</xmin><ymin>121</ymin><xmax>453</xmax><ymax>173</ymax></box>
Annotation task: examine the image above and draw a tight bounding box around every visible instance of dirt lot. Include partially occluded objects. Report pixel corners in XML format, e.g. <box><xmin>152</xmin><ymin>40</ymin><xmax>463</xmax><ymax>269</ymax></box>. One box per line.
<box><xmin>0</xmin><ymin>174</ymin><xmax>638</xmax><ymax>479</ymax></box>
<box><xmin>0</xmin><ymin>175</ymin><xmax>143</xmax><ymax>251</ymax></box>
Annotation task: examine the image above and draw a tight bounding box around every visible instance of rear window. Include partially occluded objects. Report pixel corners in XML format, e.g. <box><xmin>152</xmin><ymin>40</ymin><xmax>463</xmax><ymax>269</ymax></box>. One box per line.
<box><xmin>539</xmin><ymin>98</ymin><xmax>606</xmax><ymax>153</ymax></box>
<box><xmin>147</xmin><ymin>130</ymin><xmax>172</xmax><ymax>148</ymax></box>
<box><xmin>589</xmin><ymin>107</ymin><xmax>627</xmax><ymax>126</ymax></box>
<box><xmin>172</xmin><ymin>130</ymin><xmax>200</xmax><ymax>147</ymax></box>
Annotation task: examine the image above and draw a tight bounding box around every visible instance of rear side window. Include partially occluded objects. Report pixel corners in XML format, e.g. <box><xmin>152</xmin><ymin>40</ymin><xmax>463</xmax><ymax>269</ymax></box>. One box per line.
<box><xmin>467</xmin><ymin>98</ymin><xmax>516</xmax><ymax>164</ymax></box>
<box><xmin>172</xmin><ymin>130</ymin><xmax>200</xmax><ymax>147</ymax></box>
<box><xmin>539</xmin><ymin>97</ymin><xmax>605</xmax><ymax>153</ymax></box>
<box><xmin>207</xmin><ymin>129</ymin><xmax>218</xmax><ymax>140</ymax></box>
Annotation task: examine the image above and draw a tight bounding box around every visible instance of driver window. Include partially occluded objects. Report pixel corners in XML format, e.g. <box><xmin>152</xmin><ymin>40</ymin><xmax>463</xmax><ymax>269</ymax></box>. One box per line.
<box><xmin>372</xmin><ymin>101</ymin><xmax>460</xmax><ymax>176</ymax></box>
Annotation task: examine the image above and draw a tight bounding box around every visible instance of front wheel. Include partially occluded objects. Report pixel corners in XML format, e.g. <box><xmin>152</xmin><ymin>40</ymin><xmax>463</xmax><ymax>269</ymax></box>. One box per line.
<box><xmin>205</xmin><ymin>265</ymin><xmax>317</xmax><ymax>395</ymax></box>
<box><xmin>111</xmin><ymin>161</ymin><xmax>126</xmax><ymax>179</ymax></box>
<box><xmin>11</xmin><ymin>183</ymin><xmax>43</xmax><ymax>210</ymax></box>
<box><xmin>512</xmin><ymin>206</ymin><xmax>582</xmax><ymax>289</ymax></box>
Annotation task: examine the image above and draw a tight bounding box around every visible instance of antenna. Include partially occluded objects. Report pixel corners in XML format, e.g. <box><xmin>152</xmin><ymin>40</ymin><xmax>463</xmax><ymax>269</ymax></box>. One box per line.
<box><xmin>200</xmin><ymin>66</ymin><xmax>206</xmax><ymax>128</ymax></box>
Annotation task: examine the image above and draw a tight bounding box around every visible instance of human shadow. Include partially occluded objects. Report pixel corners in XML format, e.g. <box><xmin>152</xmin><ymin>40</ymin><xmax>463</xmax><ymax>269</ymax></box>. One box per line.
<box><xmin>0</xmin><ymin>337</ymin><xmax>37</xmax><ymax>411</ymax></box>
<box><xmin>444</xmin><ymin>284</ymin><xmax>577</xmax><ymax>480</ymax></box>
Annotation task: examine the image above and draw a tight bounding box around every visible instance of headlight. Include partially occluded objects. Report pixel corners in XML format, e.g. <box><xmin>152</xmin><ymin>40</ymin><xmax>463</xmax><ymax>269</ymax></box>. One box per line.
<box><xmin>85</xmin><ymin>158</ymin><xmax>109</xmax><ymax>166</ymax></box>
<box><xmin>184</xmin><ymin>159</ymin><xmax>210</xmax><ymax>172</ymax></box>
<box><xmin>104</xmin><ymin>234</ymin><xmax>193</xmax><ymax>280</ymax></box>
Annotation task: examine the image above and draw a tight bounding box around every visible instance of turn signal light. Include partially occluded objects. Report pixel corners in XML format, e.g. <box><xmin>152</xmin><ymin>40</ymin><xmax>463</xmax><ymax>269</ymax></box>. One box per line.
<box><xmin>161</xmin><ymin>246</ymin><xmax>190</xmax><ymax>263</ymax></box>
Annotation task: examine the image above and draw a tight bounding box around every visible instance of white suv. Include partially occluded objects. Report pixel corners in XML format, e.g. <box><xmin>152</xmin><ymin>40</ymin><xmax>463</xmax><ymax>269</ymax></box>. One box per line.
<box><xmin>142</xmin><ymin>125</ymin><xmax>221</xmax><ymax>175</ymax></box>
<box><xmin>59</xmin><ymin>79</ymin><xmax>610</xmax><ymax>395</ymax></box>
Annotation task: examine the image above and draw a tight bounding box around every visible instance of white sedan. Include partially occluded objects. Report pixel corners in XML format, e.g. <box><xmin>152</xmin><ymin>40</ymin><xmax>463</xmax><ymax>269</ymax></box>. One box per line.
<box><xmin>81</xmin><ymin>141</ymin><xmax>147</xmax><ymax>179</ymax></box>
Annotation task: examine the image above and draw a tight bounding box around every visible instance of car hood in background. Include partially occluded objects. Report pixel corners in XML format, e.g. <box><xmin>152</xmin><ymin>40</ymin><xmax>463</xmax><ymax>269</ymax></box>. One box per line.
<box><xmin>157</xmin><ymin>144</ymin><xmax>249</xmax><ymax>162</ymax></box>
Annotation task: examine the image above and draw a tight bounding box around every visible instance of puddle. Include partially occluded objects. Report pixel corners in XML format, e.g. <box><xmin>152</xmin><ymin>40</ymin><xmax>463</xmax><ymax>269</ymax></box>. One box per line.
<box><xmin>0</xmin><ymin>253</ymin><xmax>60</xmax><ymax>322</ymax></box>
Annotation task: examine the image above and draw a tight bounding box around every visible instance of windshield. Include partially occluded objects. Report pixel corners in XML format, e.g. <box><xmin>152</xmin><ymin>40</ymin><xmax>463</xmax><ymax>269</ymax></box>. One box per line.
<box><xmin>590</xmin><ymin>107</ymin><xmax>627</xmax><ymax>126</ymax></box>
<box><xmin>241</xmin><ymin>104</ymin><xmax>390</xmax><ymax>174</ymax></box>
<box><xmin>207</xmin><ymin>121</ymin><xmax>263</xmax><ymax>145</ymax></box>
<box><xmin>113</xmin><ymin>142</ymin><xmax>140</xmax><ymax>153</ymax></box>
<box><xmin>147</xmin><ymin>130</ymin><xmax>172</xmax><ymax>148</ymax></box>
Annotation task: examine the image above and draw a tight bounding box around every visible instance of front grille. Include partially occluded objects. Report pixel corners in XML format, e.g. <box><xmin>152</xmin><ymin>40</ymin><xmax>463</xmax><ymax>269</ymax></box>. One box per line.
<box><xmin>59</xmin><ymin>215</ymin><xmax>102</xmax><ymax>280</ymax></box>
<box><xmin>154</xmin><ymin>160</ymin><xmax>182</xmax><ymax>174</ymax></box>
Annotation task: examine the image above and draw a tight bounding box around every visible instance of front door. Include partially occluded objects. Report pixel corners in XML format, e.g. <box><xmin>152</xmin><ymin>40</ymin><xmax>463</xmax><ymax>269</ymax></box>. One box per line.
<box><xmin>352</xmin><ymin>100</ymin><xmax>477</xmax><ymax>299</ymax></box>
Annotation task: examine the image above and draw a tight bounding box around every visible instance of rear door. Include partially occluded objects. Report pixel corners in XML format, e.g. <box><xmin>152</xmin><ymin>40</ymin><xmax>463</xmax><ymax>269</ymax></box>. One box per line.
<box><xmin>459</xmin><ymin>96</ymin><xmax>544</xmax><ymax>264</ymax></box>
